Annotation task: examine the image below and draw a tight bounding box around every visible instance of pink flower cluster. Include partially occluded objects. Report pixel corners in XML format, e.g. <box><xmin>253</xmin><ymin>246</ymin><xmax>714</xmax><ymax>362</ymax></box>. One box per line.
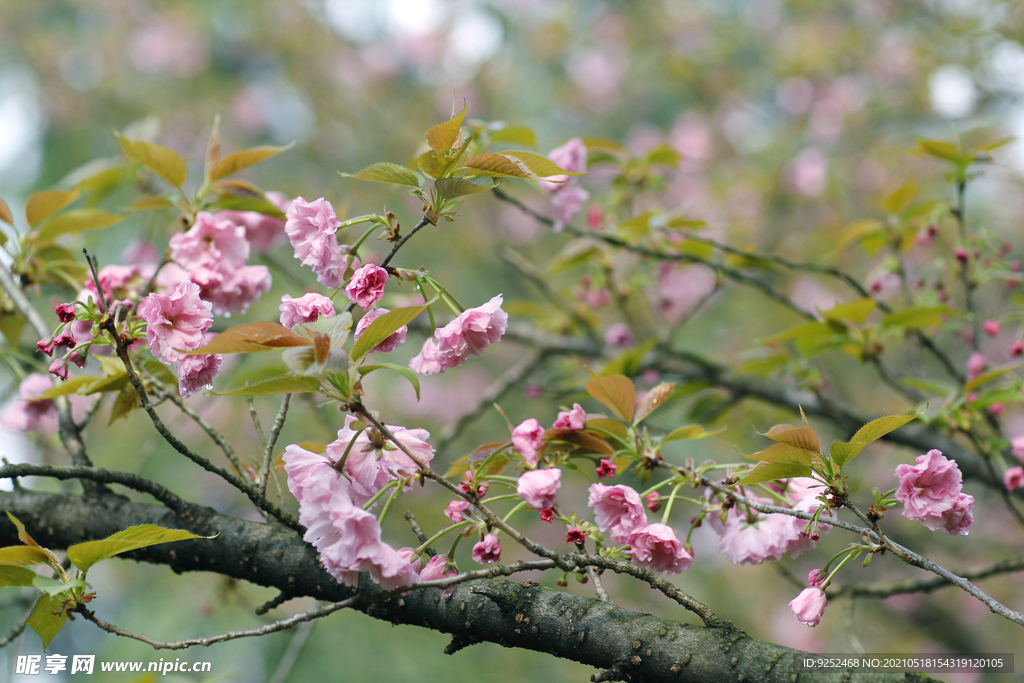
<box><xmin>215</xmin><ymin>191</ymin><xmax>290</xmax><ymax>251</ymax></box>
<box><xmin>511</xmin><ymin>418</ymin><xmax>544</xmax><ymax>466</ymax></box>
<box><xmin>517</xmin><ymin>468</ymin><xmax>561</xmax><ymax>510</ymax></box>
<box><xmin>894</xmin><ymin>449</ymin><xmax>974</xmax><ymax>535</ymax></box>
<box><xmin>587</xmin><ymin>483</ymin><xmax>692</xmax><ymax>574</ymax></box>
<box><xmin>138</xmin><ymin>281</ymin><xmax>224</xmax><ymax>398</ymax></box>
<box><xmin>409</xmin><ymin>295</ymin><xmax>507</xmax><ymax>375</ymax></box>
<box><xmin>169</xmin><ymin>211</ymin><xmax>272</xmax><ymax>315</ymax></box>
<box><xmin>540</xmin><ymin>138</ymin><xmax>589</xmax><ymax>231</ymax></box>
<box><xmin>1</xmin><ymin>373</ymin><xmax>58</xmax><ymax>434</ymax></box>
<box><xmin>279</xmin><ymin>293</ymin><xmax>336</xmax><ymax>329</ymax></box>
<box><xmin>282</xmin><ymin>416</ymin><xmax>435</xmax><ymax>589</ymax></box>
<box><xmin>285</xmin><ymin>197</ymin><xmax>347</xmax><ymax>288</ymax></box>
<box><xmin>712</xmin><ymin>478</ymin><xmax>833</xmax><ymax>565</ymax></box>
<box><xmin>345</xmin><ymin>264</ymin><xmax>389</xmax><ymax>310</ymax></box>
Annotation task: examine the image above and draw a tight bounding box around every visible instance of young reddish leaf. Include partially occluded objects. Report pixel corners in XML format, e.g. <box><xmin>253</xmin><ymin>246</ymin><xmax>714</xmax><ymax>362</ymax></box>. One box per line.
<box><xmin>27</xmin><ymin>594</ymin><xmax>69</xmax><ymax>650</ymax></box>
<box><xmin>351</xmin><ymin>306</ymin><xmax>425</xmax><ymax>362</ymax></box>
<box><xmin>500</xmin><ymin>151</ymin><xmax>586</xmax><ymax>178</ymax></box>
<box><xmin>0</xmin><ymin>197</ymin><xmax>13</xmax><ymax>225</ymax></box>
<box><xmin>342</xmin><ymin>162</ymin><xmax>423</xmax><ymax>188</ymax></box>
<box><xmin>209</xmin><ymin>142</ymin><xmax>295</xmax><ymax>182</ymax></box>
<box><xmin>758</xmin><ymin>424</ymin><xmax>821</xmax><ymax>454</ymax></box>
<box><xmin>0</xmin><ymin>545</ymin><xmax>56</xmax><ymax>567</ymax></box>
<box><xmin>116</xmin><ymin>132</ymin><xmax>188</xmax><ymax>188</ymax></box>
<box><xmin>0</xmin><ymin>565</ymin><xmax>39</xmax><ymax>587</ymax></box>
<box><xmin>211</xmin><ymin>376</ymin><xmax>322</xmax><ymax>396</ymax></box>
<box><xmin>634</xmin><ymin>382</ymin><xmax>676</xmax><ymax>423</ymax></box>
<box><xmin>67</xmin><ymin>525</ymin><xmax>209</xmax><ymax>573</ymax></box>
<box><xmin>417</xmin><ymin>150</ymin><xmax>462</xmax><ymax>179</ymax></box>
<box><xmin>25</xmin><ymin>188</ymin><xmax>80</xmax><ymax>228</ymax></box>
<box><xmin>35</xmin><ymin>209</ymin><xmax>125</xmax><ymax>242</ymax></box>
<box><xmin>425</xmin><ymin>100</ymin><xmax>467</xmax><ymax>152</ymax></box>
<box><xmin>742</xmin><ymin>441</ymin><xmax>818</xmax><ymax>464</ymax></box>
<box><xmin>738</xmin><ymin>461</ymin><xmax>813</xmax><ymax>485</ymax></box>
<box><xmin>585</xmin><ymin>373</ymin><xmax>636</xmax><ymax>422</ymax></box>
<box><xmin>545</xmin><ymin>428</ymin><xmax>615</xmax><ymax>455</ymax></box>
<box><xmin>128</xmin><ymin>196</ymin><xmax>178</xmax><ymax>212</ymax></box>
<box><xmin>434</xmin><ymin>176</ymin><xmax>498</xmax><ymax>199</ymax></box>
<box><xmin>880</xmin><ymin>181</ymin><xmax>917</xmax><ymax>214</ymax></box>
<box><xmin>185</xmin><ymin>322</ymin><xmax>312</xmax><ymax>355</ymax></box>
<box><xmin>462</xmin><ymin>152</ymin><xmax>532</xmax><ymax>179</ymax></box>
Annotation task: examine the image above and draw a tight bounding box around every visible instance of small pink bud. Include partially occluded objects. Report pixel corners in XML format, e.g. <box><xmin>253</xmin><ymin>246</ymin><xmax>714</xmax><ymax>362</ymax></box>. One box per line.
<box><xmin>646</xmin><ymin>491</ymin><xmax>662</xmax><ymax>513</ymax></box>
<box><xmin>596</xmin><ymin>458</ymin><xmax>617</xmax><ymax>479</ymax></box>
<box><xmin>566</xmin><ymin>527</ymin><xmax>586</xmax><ymax>544</ymax></box>
<box><xmin>1005</xmin><ymin>466</ymin><xmax>1024</xmax><ymax>491</ymax></box>
<box><xmin>53</xmin><ymin>330</ymin><xmax>75</xmax><ymax>349</ymax></box>
<box><xmin>539</xmin><ymin>508</ymin><xmax>554</xmax><ymax>523</ymax></box>
<box><xmin>966</xmin><ymin>392</ymin><xmax>978</xmax><ymax>403</ymax></box>
<box><xmin>989</xmin><ymin>403</ymin><xmax>1005</xmax><ymax>416</ymax></box>
<box><xmin>48</xmin><ymin>359</ymin><xmax>68</xmax><ymax>381</ymax></box>
<box><xmin>1011</xmin><ymin>340</ymin><xmax>1024</xmax><ymax>357</ymax></box>
<box><xmin>954</xmin><ymin>247</ymin><xmax>969</xmax><ymax>265</ymax></box>
<box><xmin>983</xmin><ymin>320</ymin><xmax>1001</xmax><ymax>337</ymax></box>
<box><xmin>37</xmin><ymin>338</ymin><xmax>55</xmax><ymax>357</ymax></box>
<box><xmin>55</xmin><ymin>303</ymin><xmax>76</xmax><ymax>323</ymax></box>
<box><xmin>807</xmin><ymin>569</ymin><xmax>826</xmax><ymax>587</ymax></box>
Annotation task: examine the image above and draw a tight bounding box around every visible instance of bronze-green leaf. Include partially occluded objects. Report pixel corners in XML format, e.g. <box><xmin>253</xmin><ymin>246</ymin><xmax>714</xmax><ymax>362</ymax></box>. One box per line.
<box><xmin>881</xmin><ymin>181</ymin><xmax>917</xmax><ymax>214</ymax></box>
<box><xmin>128</xmin><ymin>195</ymin><xmax>177</xmax><ymax>211</ymax></box>
<box><xmin>67</xmin><ymin>525</ymin><xmax>209</xmax><ymax>573</ymax></box>
<box><xmin>35</xmin><ymin>209</ymin><xmax>125</xmax><ymax>242</ymax></box>
<box><xmin>917</xmin><ymin>139</ymin><xmax>962</xmax><ymax>162</ymax></box>
<box><xmin>26</xmin><ymin>189</ymin><xmax>80</xmax><ymax>228</ymax></box>
<box><xmin>209</xmin><ymin>143</ymin><xmax>294</xmax><ymax>182</ymax></box>
<box><xmin>434</xmin><ymin>176</ymin><xmax>497</xmax><ymax>199</ymax></box>
<box><xmin>634</xmin><ymin>382</ymin><xmax>676</xmax><ymax>424</ymax></box>
<box><xmin>342</xmin><ymin>161</ymin><xmax>423</xmax><ymax>188</ymax></box>
<box><xmin>351</xmin><ymin>306</ymin><xmax>425</xmax><ymax>361</ymax></box>
<box><xmin>117</xmin><ymin>132</ymin><xmax>188</xmax><ymax>188</ymax></box>
<box><xmin>820</xmin><ymin>298</ymin><xmax>876</xmax><ymax>327</ymax></box>
<box><xmin>461</xmin><ymin>152</ymin><xmax>532</xmax><ymax>179</ymax></box>
<box><xmin>585</xmin><ymin>372</ymin><xmax>636</xmax><ymax>423</ymax></box>
<box><xmin>358</xmin><ymin>363</ymin><xmax>421</xmax><ymax>400</ymax></box>
<box><xmin>738</xmin><ymin>461</ymin><xmax>813</xmax><ymax>485</ymax></box>
<box><xmin>742</xmin><ymin>441</ymin><xmax>818</xmax><ymax>464</ymax></box>
<box><xmin>881</xmin><ymin>306</ymin><xmax>958</xmax><ymax>330</ymax></box>
<box><xmin>185</xmin><ymin>322</ymin><xmax>312</xmax><ymax>355</ymax></box>
<box><xmin>545</xmin><ymin>428</ymin><xmax>615</xmax><ymax>455</ymax></box>
<box><xmin>0</xmin><ymin>565</ymin><xmax>39</xmax><ymax>587</ymax></box>
<box><xmin>425</xmin><ymin>101</ymin><xmax>467</xmax><ymax>152</ymax></box>
<box><xmin>659</xmin><ymin>424</ymin><xmax>723</xmax><ymax>445</ymax></box>
<box><xmin>964</xmin><ymin>362</ymin><xmax>1024</xmax><ymax>392</ymax></box>
<box><xmin>830</xmin><ymin>412</ymin><xmax>919</xmax><ymax>467</ymax></box>
<box><xmin>0</xmin><ymin>545</ymin><xmax>55</xmax><ymax>567</ymax></box>
<box><xmin>0</xmin><ymin>197</ymin><xmax>13</xmax><ymax>225</ymax></box>
<box><xmin>30</xmin><ymin>376</ymin><xmax>99</xmax><ymax>401</ymax></box>
<box><xmin>759</xmin><ymin>424</ymin><xmax>821</xmax><ymax>454</ymax></box>
<box><xmin>108</xmin><ymin>384</ymin><xmax>139</xmax><ymax>425</ymax></box>
<box><xmin>500</xmin><ymin>151</ymin><xmax>586</xmax><ymax>178</ymax></box>
<box><xmin>27</xmin><ymin>594</ymin><xmax>69</xmax><ymax>650</ymax></box>
<box><xmin>212</xmin><ymin>375</ymin><xmax>322</xmax><ymax>396</ymax></box>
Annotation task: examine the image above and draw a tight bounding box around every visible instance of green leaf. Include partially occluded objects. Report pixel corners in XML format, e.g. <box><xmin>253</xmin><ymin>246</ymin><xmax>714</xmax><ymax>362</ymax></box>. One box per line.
<box><xmin>108</xmin><ymin>385</ymin><xmax>139</xmax><ymax>425</ymax></box>
<box><xmin>659</xmin><ymin>424</ymin><xmax>723</xmax><ymax>445</ymax></box>
<box><xmin>973</xmin><ymin>137</ymin><xmax>1014</xmax><ymax>152</ymax></box>
<box><xmin>964</xmin><ymin>362</ymin><xmax>1024</xmax><ymax>392</ymax></box>
<box><xmin>0</xmin><ymin>312</ymin><xmax>25</xmax><ymax>348</ymax></box>
<box><xmin>209</xmin><ymin>143</ymin><xmax>294</xmax><ymax>181</ymax></box>
<box><xmin>586</xmin><ymin>417</ymin><xmax>629</xmax><ymax>440</ymax></box>
<box><xmin>82</xmin><ymin>371</ymin><xmax>128</xmax><ymax>395</ymax></box>
<box><xmin>359</xmin><ymin>362</ymin><xmax>421</xmax><ymax>400</ymax></box>
<box><xmin>351</xmin><ymin>306</ymin><xmax>424</xmax><ymax>361</ymax></box>
<box><xmin>601</xmin><ymin>339</ymin><xmax>656</xmax><ymax>377</ymax></box>
<box><xmin>140</xmin><ymin>357</ymin><xmax>179</xmax><ymax>386</ymax></box>
<box><xmin>417</xmin><ymin>149</ymin><xmax>462</xmax><ymax>179</ymax></box>
<box><xmin>618</xmin><ymin>212</ymin><xmax>652</xmax><ymax>241</ymax></box>
<box><xmin>0</xmin><ymin>565</ymin><xmax>39</xmax><ymax>587</ymax></box>
<box><xmin>500</xmin><ymin>151</ymin><xmax>586</xmax><ymax>178</ymax></box>
<box><xmin>35</xmin><ymin>209</ymin><xmax>125</xmax><ymax>242</ymax></box>
<box><xmin>579</xmin><ymin>136</ymin><xmax>626</xmax><ymax>154</ymax></box>
<box><xmin>186</xmin><ymin>322</ymin><xmax>312</xmax><ymax>355</ymax></box>
<box><xmin>127</xmin><ymin>195</ymin><xmax>177</xmax><ymax>212</ymax></box>
<box><xmin>445</xmin><ymin>442</ymin><xmax>510</xmax><ymax>478</ymax></box>
<box><xmin>116</xmin><ymin>132</ymin><xmax>188</xmax><ymax>188</ymax></box>
<box><xmin>880</xmin><ymin>181</ymin><xmax>917</xmax><ymax>214</ymax></box>
<box><xmin>67</xmin><ymin>525</ymin><xmax>208</xmax><ymax>573</ymax></box>
<box><xmin>461</xmin><ymin>152</ymin><xmax>532</xmax><ymax>179</ymax></box>
<box><xmin>426</xmin><ymin>101</ymin><xmax>467</xmax><ymax>152</ymax></box>
<box><xmin>643</xmin><ymin>143</ymin><xmax>682</xmax><ymax>167</ymax></box>
<box><xmin>585</xmin><ymin>372</ymin><xmax>636</xmax><ymax>423</ymax></box>
<box><xmin>212</xmin><ymin>375</ymin><xmax>322</xmax><ymax>396</ymax></box>
<box><xmin>742</xmin><ymin>441</ymin><xmax>818</xmax><ymax>464</ymax></box>
<box><xmin>26</xmin><ymin>188</ymin><xmax>80</xmax><ymax>227</ymax></box>
<box><xmin>738</xmin><ymin>461</ymin><xmax>813</xmax><ymax>485</ymax></box>
<box><xmin>489</xmin><ymin>124</ymin><xmax>536</xmax><ymax>148</ymax></box>
<box><xmin>758</xmin><ymin>424</ymin><xmax>821</xmax><ymax>453</ymax></box>
<box><xmin>830</xmin><ymin>412</ymin><xmax>919</xmax><ymax>467</ymax></box>
<box><xmin>30</xmin><ymin>376</ymin><xmax>100</xmax><ymax>400</ymax></box>
<box><xmin>917</xmin><ymin>139</ymin><xmax>961</xmax><ymax>162</ymax></box>
<box><xmin>0</xmin><ymin>545</ymin><xmax>55</xmax><ymax>567</ymax></box>
<box><xmin>434</xmin><ymin>175</ymin><xmax>498</xmax><ymax>199</ymax></box>
<box><xmin>820</xmin><ymin>298</ymin><xmax>876</xmax><ymax>327</ymax></box>
<box><xmin>342</xmin><ymin>161</ymin><xmax>423</xmax><ymax>188</ymax></box>
<box><xmin>970</xmin><ymin>388</ymin><xmax>1024</xmax><ymax>408</ymax></box>
<box><xmin>0</xmin><ymin>197</ymin><xmax>13</xmax><ymax>225</ymax></box>
<box><xmin>901</xmin><ymin>377</ymin><xmax>957</xmax><ymax>396</ymax></box>
<box><xmin>881</xmin><ymin>306</ymin><xmax>958</xmax><ymax>330</ymax></box>
<box><xmin>27</xmin><ymin>593</ymin><xmax>68</xmax><ymax>650</ymax></box>
<box><xmin>32</xmin><ymin>576</ymin><xmax>89</xmax><ymax>598</ymax></box>
<box><xmin>834</xmin><ymin>219</ymin><xmax>884</xmax><ymax>255</ymax></box>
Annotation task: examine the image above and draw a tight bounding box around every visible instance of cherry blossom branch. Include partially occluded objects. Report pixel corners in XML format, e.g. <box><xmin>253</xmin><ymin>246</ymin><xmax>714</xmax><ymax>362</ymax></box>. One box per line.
<box><xmin>260</xmin><ymin>393</ymin><xmax>291</xmax><ymax>497</ymax></box>
<box><xmin>0</xmin><ymin>462</ymin><xmax>190</xmax><ymax>514</ymax></box>
<box><xmin>0</xmin><ymin>602</ymin><xmax>34</xmax><ymax>648</ymax></box>
<box><xmin>831</xmin><ymin>555</ymin><xmax>1024</xmax><ymax>599</ymax></box>
<box><xmin>150</xmin><ymin>379</ymin><xmax>242</xmax><ymax>475</ymax></box>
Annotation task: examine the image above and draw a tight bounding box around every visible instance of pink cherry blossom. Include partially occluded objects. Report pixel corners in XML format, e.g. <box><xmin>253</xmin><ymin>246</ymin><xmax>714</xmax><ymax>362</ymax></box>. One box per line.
<box><xmin>471</xmin><ymin>534</ymin><xmax>501</xmax><ymax>564</ymax></box>
<box><xmin>656</xmin><ymin>263</ymin><xmax>717</xmax><ymax>326</ymax></box>
<box><xmin>596</xmin><ymin>458</ymin><xmax>617</xmax><ymax>479</ymax></box>
<box><xmin>280</xmin><ymin>293</ymin><xmax>336</xmax><ymax>329</ymax></box>
<box><xmin>715</xmin><ymin>498</ymin><xmax>794</xmax><ymax>564</ymax></box>
<box><xmin>215</xmin><ymin>191</ymin><xmax>290</xmax><ymax>251</ymax></box>
<box><xmin>170</xmin><ymin>211</ymin><xmax>250</xmax><ymax>271</ymax></box>
<box><xmin>1</xmin><ymin>374</ymin><xmax>57</xmax><ymax>433</ymax></box>
<box><xmin>511</xmin><ymin>418</ymin><xmax>544</xmax><ymax>466</ymax></box>
<box><xmin>646</xmin><ymin>492</ymin><xmax>661</xmax><ymax>513</ymax></box>
<box><xmin>895</xmin><ymin>449</ymin><xmax>972</xmax><ymax>534</ymax></box>
<box><xmin>444</xmin><ymin>499</ymin><xmax>471</xmax><ymax>523</ymax></box>
<box><xmin>628</xmin><ymin>523</ymin><xmax>692</xmax><ymax>574</ymax></box>
<box><xmin>409</xmin><ymin>295</ymin><xmax>507</xmax><ymax>375</ymax></box>
<box><xmin>540</xmin><ymin>138</ymin><xmax>588</xmax><ymax>191</ymax></box>
<box><xmin>200</xmin><ymin>265</ymin><xmax>273</xmax><ymax>316</ymax></box>
<box><xmin>566</xmin><ymin>527</ymin><xmax>586</xmax><ymax>544</ymax></box>
<box><xmin>517</xmin><ymin>469</ymin><xmax>562</xmax><ymax>510</ymax></box>
<box><xmin>604</xmin><ymin>323</ymin><xmax>633</xmax><ymax>347</ymax></box>
<box><xmin>345</xmin><ymin>264</ymin><xmax>389</xmax><ymax>310</ymax></box>
<box><xmin>549</xmin><ymin>185</ymin><xmax>589</xmax><ymax>231</ymax></box>
<box><xmin>419</xmin><ymin>554</ymin><xmax>459</xmax><ymax>595</ymax></box>
<box><xmin>354</xmin><ymin>307</ymin><xmax>408</xmax><ymax>354</ymax></box>
<box><xmin>789</xmin><ymin>587</ymin><xmax>827</xmax><ymax>627</ymax></box>
<box><xmin>283</xmin><ymin>444</ymin><xmax>347</xmax><ymax>502</ymax></box>
<box><xmin>48</xmin><ymin>359</ymin><xmax>68</xmax><ymax>381</ymax></box>
<box><xmin>371</xmin><ymin>544</ymin><xmax>422</xmax><ymax>591</ymax></box>
<box><xmin>176</xmin><ymin>335</ymin><xmax>223</xmax><ymax>398</ymax></box>
<box><xmin>940</xmin><ymin>493</ymin><xmax>974</xmax><ymax>536</ymax></box>
<box><xmin>588</xmin><ymin>483</ymin><xmax>648</xmax><ymax>544</ymax></box>
<box><xmin>326</xmin><ymin>415</ymin><xmax>434</xmax><ymax>503</ymax></box>
<box><xmin>138</xmin><ymin>281</ymin><xmax>213</xmax><ymax>365</ymax></box>
<box><xmin>1012</xmin><ymin>437</ymin><xmax>1024</xmax><ymax>463</ymax></box>
<box><xmin>285</xmin><ymin>197</ymin><xmax>347</xmax><ymax>288</ymax></box>
<box><xmin>1011</xmin><ymin>340</ymin><xmax>1024</xmax><ymax>357</ymax></box>
<box><xmin>1004</xmin><ymin>466</ymin><xmax>1024</xmax><ymax>491</ymax></box>
<box><xmin>553</xmin><ymin>403</ymin><xmax>586</xmax><ymax>430</ymax></box>
<box><xmin>965</xmin><ymin>352</ymin><xmax>987</xmax><ymax>380</ymax></box>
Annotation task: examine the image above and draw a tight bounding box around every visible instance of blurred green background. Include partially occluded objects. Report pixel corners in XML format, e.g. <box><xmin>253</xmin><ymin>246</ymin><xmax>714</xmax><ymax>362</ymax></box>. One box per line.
<box><xmin>2</xmin><ymin>1</ymin><xmax>1023</xmax><ymax>682</ymax></box>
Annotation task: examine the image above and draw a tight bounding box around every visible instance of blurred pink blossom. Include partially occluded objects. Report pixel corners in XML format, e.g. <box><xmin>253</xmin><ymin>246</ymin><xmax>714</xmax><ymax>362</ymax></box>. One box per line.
<box><xmin>285</xmin><ymin>197</ymin><xmax>347</xmax><ymax>288</ymax></box>
<box><xmin>409</xmin><ymin>295</ymin><xmax>507</xmax><ymax>375</ymax></box>
<box><xmin>1</xmin><ymin>374</ymin><xmax>57</xmax><ymax>434</ymax></box>
<box><xmin>1004</xmin><ymin>466</ymin><xmax>1024</xmax><ymax>491</ymax></box>
<box><xmin>517</xmin><ymin>468</ymin><xmax>561</xmax><ymax>509</ymax></box>
<box><xmin>279</xmin><ymin>293</ymin><xmax>336</xmax><ymax>329</ymax></box>
<box><xmin>656</xmin><ymin>263</ymin><xmax>716</xmax><ymax>325</ymax></box>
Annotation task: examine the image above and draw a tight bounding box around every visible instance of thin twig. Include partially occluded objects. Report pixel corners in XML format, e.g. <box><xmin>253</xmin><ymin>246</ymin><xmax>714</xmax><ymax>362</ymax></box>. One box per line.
<box><xmin>0</xmin><ymin>602</ymin><xmax>35</xmax><ymax>648</ymax></box>
<box><xmin>152</xmin><ymin>380</ymin><xmax>242</xmax><ymax>475</ymax></box>
<box><xmin>831</xmin><ymin>555</ymin><xmax>1024</xmax><ymax>599</ymax></box>
<box><xmin>247</xmin><ymin>394</ymin><xmax>267</xmax><ymax>452</ymax></box>
<box><xmin>345</xmin><ymin>214</ymin><xmax>432</xmax><ymax>315</ymax></box>
<box><xmin>261</xmin><ymin>394</ymin><xmax>291</xmax><ymax>498</ymax></box>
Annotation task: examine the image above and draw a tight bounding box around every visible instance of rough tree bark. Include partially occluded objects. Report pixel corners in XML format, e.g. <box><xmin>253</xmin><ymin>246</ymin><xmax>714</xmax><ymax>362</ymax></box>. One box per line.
<box><xmin>0</xmin><ymin>488</ymin><xmax>941</xmax><ymax>683</ymax></box>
